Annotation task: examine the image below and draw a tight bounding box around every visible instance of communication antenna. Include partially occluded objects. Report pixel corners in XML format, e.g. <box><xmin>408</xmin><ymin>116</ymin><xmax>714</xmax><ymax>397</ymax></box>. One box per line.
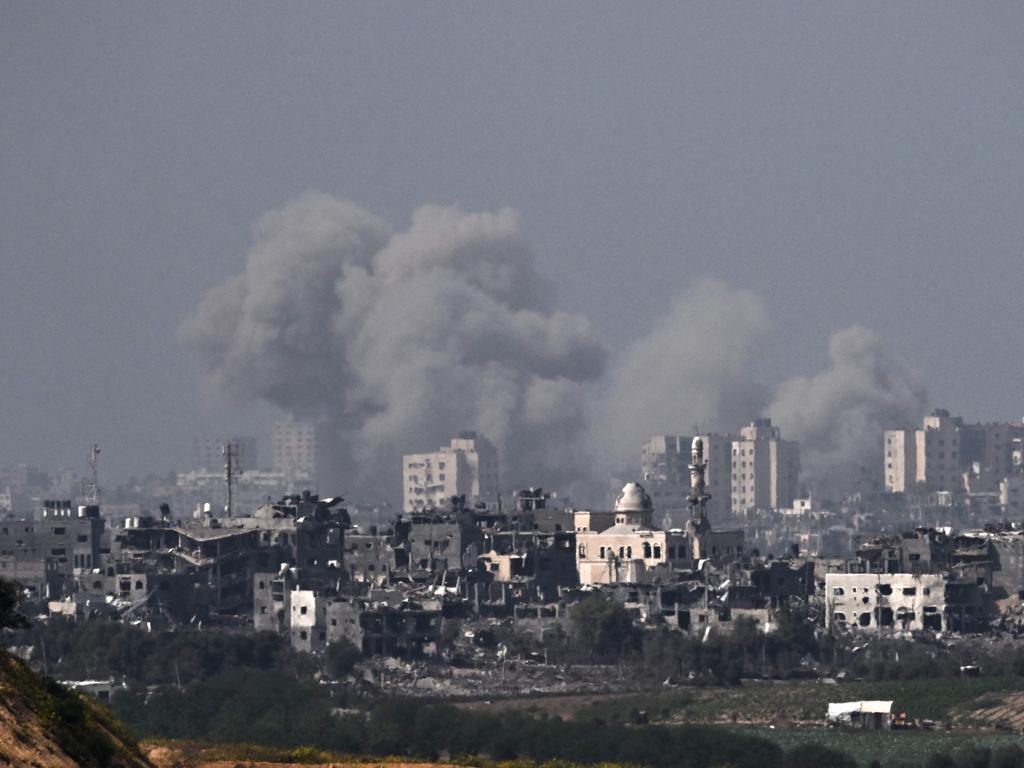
<box><xmin>223</xmin><ymin>441</ymin><xmax>243</xmax><ymax>517</ymax></box>
<box><xmin>82</xmin><ymin>444</ymin><xmax>101</xmax><ymax>504</ymax></box>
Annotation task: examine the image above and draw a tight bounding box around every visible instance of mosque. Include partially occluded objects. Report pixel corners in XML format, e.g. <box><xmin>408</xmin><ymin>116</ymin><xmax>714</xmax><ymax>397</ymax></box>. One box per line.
<box><xmin>574</xmin><ymin>437</ymin><xmax>745</xmax><ymax>586</ymax></box>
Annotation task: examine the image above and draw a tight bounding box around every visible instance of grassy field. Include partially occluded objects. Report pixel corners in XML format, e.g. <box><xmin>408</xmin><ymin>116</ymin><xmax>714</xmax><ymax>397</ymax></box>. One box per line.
<box><xmin>737</xmin><ymin>727</ymin><xmax>1024</xmax><ymax>768</ymax></box>
<box><xmin>565</xmin><ymin>677</ymin><xmax>1024</xmax><ymax>726</ymax></box>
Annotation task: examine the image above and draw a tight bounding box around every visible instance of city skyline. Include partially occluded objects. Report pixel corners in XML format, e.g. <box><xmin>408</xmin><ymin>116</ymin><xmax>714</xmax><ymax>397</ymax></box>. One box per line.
<box><xmin>3</xmin><ymin>4</ymin><xmax>1023</xmax><ymax>494</ymax></box>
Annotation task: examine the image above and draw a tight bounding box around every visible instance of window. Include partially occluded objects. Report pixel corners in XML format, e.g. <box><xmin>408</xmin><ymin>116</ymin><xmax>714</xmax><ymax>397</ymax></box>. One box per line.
<box><xmin>300</xmin><ymin>606</ymin><xmax>308</xmax><ymax>615</ymax></box>
<box><xmin>833</xmin><ymin>587</ymin><xmax>845</xmax><ymax>596</ymax></box>
<box><xmin>653</xmin><ymin>545</ymin><xmax>662</xmax><ymax>559</ymax></box>
<box><xmin>903</xmin><ymin>587</ymin><xmax>917</xmax><ymax>596</ymax></box>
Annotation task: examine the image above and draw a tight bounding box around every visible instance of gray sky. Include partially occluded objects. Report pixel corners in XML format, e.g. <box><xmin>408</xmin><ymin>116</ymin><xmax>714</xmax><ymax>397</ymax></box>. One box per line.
<box><xmin>2</xmin><ymin>3</ymin><xmax>1023</xmax><ymax>484</ymax></box>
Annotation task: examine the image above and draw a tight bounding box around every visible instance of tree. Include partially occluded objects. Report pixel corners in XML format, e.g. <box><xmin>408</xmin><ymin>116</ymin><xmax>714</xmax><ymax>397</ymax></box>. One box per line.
<box><xmin>569</xmin><ymin>594</ymin><xmax>636</xmax><ymax>663</ymax></box>
<box><xmin>324</xmin><ymin>638</ymin><xmax>361</xmax><ymax>678</ymax></box>
<box><xmin>0</xmin><ymin>578</ymin><xmax>29</xmax><ymax>630</ymax></box>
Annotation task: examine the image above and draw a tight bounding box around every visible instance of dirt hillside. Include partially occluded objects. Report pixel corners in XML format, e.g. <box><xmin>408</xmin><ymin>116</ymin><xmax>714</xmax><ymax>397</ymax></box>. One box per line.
<box><xmin>0</xmin><ymin>651</ymin><xmax>151</xmax><ymax>768</ymax></box>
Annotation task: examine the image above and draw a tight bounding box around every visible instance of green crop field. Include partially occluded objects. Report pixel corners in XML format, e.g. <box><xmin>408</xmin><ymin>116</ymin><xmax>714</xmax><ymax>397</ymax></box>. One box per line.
<box><xmin>735</xmin><ymin>727</ymin><xmax>1024</xmax><ymax>768</ymax></box>
<box><xmin>571</xmin><ymin>677</ymin><xmax>1024</xmax><ymax>727</ymax></box>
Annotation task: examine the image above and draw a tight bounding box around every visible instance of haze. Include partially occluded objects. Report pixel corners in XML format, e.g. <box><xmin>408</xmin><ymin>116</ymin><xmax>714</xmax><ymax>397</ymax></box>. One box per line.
<box><xmin>2</xmin><ymin>3</ymin><xmax>1022</xmax><ymax>499</ymax></box>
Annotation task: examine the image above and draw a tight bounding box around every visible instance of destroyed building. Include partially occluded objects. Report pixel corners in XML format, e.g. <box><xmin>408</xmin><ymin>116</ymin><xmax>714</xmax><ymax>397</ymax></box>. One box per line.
<box><xmin>825</xmin><ymin>572</ymin><xmax>984</xmax><ymax>634</ymax></box>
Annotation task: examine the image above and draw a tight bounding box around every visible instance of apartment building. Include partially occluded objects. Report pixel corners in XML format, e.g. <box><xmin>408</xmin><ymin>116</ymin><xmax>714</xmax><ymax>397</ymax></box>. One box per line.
<box><xmin>731</xmin><ymin>419</ymin><xmax>799</xmax><ymax>513</ymax></box>
<box><xmin>402</xmin><ymin>431</ymin><xmax>499</xmax><ymax>513</ymax></box>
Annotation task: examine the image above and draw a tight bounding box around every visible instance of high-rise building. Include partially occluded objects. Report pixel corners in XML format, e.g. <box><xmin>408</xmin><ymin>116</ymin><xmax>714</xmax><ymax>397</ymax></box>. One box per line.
<box><xmin>884</xmin><ymin>411</ymin><xmax>1024</xmax><ymax>494</ymax></box>
<box><xmin>272</xmin><ymin>418</ymin><xmax>319</xmax><ymax>479</ymax></box>
<box><xmin>191</xmin><ymin>435</ymin><xmax>259</xmax><ymax>472</ymax></box>
<box><xmin>731</xmin><ymin>419</ymin><xmax>799</xmax><ymax>513</ymax></box>
<box><xmin>403</xmin><ymin>431</ymin><xmax>499</xmax><ymax>513</ymax></box>
<box><xmin>883</xmin><ymin>428</ymin><xmax>918</xmax><ymax>493</ymax></box>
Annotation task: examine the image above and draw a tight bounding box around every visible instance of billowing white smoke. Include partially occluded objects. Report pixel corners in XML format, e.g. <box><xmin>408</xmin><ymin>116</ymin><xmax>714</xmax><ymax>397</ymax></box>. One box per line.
<box><xmin>180</xmin><ymin>192</ymin><xmax>606</xmax><ymax>501</ymax></box>
<box><xmin>765</xmin><ymin>325</ymin><xmax>928</xmax><ymax>497</ymax></box>
<box><xmin>594</xmin><ymin>279</ymin><xmax>769</xmax><ymax>478</ymax></box>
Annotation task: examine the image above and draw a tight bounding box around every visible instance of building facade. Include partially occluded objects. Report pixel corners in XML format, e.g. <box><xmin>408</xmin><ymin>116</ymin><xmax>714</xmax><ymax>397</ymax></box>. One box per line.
<box><xmin>272</xmin><ymin>418</ymin><xmax>320</xmax><ymax>479</ymax></box>
<box><xmin>884</xmin><ymin>411</ymin><xmax>1024</xmax><ymax>494</ymax></box>
<box><xmin>575</xmin><ymin>482</ymin><xmax>694</xmax><ymax>586</ymax></box>
<box><xmin>731</xmin><ymin>419</ymin><xmax>799</xmax><ymax>513</ymax></box>
<box><xmin>403</xmin><ymin>432</ymin><xmax>499</xmax><ymax>513</ymax></box>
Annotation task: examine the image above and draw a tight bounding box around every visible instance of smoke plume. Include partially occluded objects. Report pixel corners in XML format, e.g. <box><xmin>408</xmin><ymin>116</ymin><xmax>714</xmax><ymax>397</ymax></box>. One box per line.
<box><xmin>183</xmin><ymin>192</ymin><xmax>927</xmax><ymax>506</ymax></box>
<box><xmin>765</xmin><ymin>325</ymin><xmax>928</xmax><ymax>497</ymax></box>
<box><xmin>594</xmin><ymin>278</ymin><xmax>769</xmax><ymax>477</ymax></box>
<box><xmin>180</xmin><ymin>192</ymin><xmax>605</xmax><ymax>501</ymax></box>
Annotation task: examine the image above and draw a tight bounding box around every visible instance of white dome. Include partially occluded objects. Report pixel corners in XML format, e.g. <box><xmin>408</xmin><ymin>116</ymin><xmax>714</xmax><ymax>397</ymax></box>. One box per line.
<box><xmin>614</xmin><ymin>482</ymin><xmax>651</xmax><ymax>513</ymax></box>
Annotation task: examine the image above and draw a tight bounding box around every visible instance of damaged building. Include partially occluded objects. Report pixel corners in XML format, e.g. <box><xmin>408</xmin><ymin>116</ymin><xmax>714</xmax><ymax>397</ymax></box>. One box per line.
<box><xmin>825</xmin><ymin>572</ymin><xmax>984</xmax><ymax>634</ymax></box>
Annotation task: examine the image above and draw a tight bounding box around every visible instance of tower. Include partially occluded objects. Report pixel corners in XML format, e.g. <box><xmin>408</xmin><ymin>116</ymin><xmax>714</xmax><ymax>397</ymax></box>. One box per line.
<box><xmin>686</xmin><ymin>436</ymin><xmax>712</xmax><ymax>553</ymax></box>
<box><xmin>688</xmin><ymin>437</ymin><xmax>711</xmax><ymax>521</ymax></box>
<box><xmin>81</xmin><ymin>444</ymin><xmax>101</xmax><ymax>504</ymax></box>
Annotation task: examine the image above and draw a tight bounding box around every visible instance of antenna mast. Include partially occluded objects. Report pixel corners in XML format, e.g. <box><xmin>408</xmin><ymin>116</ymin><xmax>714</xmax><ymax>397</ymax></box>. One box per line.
<box><xmin>82</xmin><ymin>444</ymin><xmax>101</xmax><ymax>504</ymax></box>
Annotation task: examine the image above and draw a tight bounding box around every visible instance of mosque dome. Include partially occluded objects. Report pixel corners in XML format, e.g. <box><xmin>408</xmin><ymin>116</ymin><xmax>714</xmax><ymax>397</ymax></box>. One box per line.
<box><xmin>614</xmin><ymin>482</ymin><xmax>652</xmax><ymax>513</ymax></box>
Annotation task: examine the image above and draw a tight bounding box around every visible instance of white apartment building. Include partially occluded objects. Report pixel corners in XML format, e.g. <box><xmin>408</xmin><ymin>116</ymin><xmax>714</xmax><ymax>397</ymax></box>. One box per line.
<box><xmin>731</xmin><ymin>419</ymin><xmax>799</xmax><ymax>513</ymax></box>
<box><xmin>272</xmin><ymin>418</ymin><xmax>319</xmax><ymax>479</ymax></box>
<box><xmin>883</xmin><ymin>428</ymin><xmax>917</xmax><ymax>493</ymax></box>
<box><xmin>403</xmin><ymin>431</ymin><xmax>499</xmax><ymax>513</ymax></box>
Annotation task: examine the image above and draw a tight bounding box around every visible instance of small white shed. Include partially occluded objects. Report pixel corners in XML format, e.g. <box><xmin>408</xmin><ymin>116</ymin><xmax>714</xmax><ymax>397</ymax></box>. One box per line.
<box><xmin>827</xmin><ymin>700</ymin><xmax>893</xmax><ymax>730</ymax></box>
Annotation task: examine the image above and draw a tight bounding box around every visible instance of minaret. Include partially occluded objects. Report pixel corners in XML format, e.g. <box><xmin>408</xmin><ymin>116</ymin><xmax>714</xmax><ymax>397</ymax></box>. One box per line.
<box><xmin>688</xmin><ymin>436</ymin><xmax>711</xmax><ymax>520</ymax></box>
<box><xmin>687</xmin><ymin>437</ymin><xmax>713</xmax><ymax>551</ymax></box>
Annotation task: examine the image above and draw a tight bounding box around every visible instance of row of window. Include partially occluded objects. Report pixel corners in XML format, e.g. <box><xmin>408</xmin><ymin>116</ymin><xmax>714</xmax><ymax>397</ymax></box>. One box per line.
<box><xmin>832</xmin><ymin>584</ymin><xmax>931</xmax><ymax>597</ymax></box>
<box><xmin>582</xmin><ymin>542</ymin><xmax>668</xmax><ymax>560</ymax></box>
